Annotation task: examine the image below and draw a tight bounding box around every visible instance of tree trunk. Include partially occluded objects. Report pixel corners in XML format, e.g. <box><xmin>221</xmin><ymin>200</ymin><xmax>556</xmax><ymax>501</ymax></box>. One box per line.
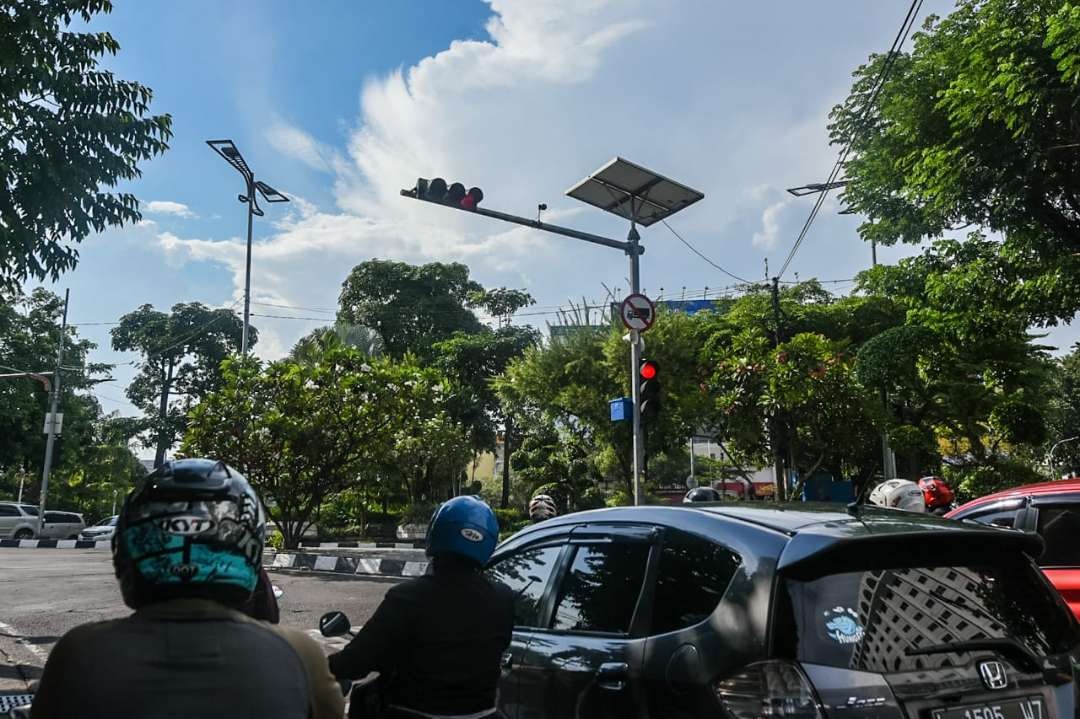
<box><xmin>153</xmin><ymin>360</ymin><xmax>174</xmax><ymax>468</ymax></box>
<box><xmin>500</xmin><ymin>416</ymin><xmax>513</xmax><ymax>509</ymax></box>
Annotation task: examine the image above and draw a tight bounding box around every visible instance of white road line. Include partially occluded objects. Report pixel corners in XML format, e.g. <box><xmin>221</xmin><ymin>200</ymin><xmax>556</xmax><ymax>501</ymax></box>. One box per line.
<box><xmin>0</xmin><ymin>620</ymin><xmax>50</xmax><ymax>664</ymax></box>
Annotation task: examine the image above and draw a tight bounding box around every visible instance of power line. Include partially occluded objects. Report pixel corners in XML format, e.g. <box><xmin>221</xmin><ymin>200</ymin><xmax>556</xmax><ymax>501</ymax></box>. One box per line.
<box><xmin>660</xmin><ymin>220</ymin><xmax>756</xmax><ymax>285</ymax></box>
<box><xmin>776</xmin><ymin>0</ymin><xmax>923</xmax><ymax>279</ymax></box>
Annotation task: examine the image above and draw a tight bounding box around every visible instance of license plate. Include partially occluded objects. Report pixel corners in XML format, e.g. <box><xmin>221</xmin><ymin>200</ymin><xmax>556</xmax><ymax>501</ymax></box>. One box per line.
<box><xmin>931</xmin><ymin>697</ymin><xmax>1045</xmax><ymax>719</ymax></box>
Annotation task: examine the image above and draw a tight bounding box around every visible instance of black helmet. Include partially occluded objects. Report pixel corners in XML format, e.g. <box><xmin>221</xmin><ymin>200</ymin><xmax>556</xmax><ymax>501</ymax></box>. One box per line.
<box><xmin>113</xmin><ymin>458</ymin><xmax>265</xmax><ymax>609</ymax></box>
<box><xmin>683</xmin><ymin>486</ymin><xmax>723</xmax><ymax>503</ymax></box>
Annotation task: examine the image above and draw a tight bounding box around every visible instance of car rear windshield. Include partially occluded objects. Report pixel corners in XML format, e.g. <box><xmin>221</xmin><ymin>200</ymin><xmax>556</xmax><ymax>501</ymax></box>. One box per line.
<box><xmin>780</xmin><ymin>558</ymin><xmax>1078</xmax><ymax>673</ymax></box>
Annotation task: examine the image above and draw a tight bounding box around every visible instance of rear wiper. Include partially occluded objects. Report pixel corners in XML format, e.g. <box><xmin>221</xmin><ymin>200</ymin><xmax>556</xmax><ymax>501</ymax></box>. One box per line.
<box><xmin>906</xmin><ymin>638</ymin><xmax>1042</xmax><ymax>672</ymax></box>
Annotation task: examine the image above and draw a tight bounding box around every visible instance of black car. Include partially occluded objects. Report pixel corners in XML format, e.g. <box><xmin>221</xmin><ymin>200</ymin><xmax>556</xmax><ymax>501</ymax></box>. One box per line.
<box><xmin>485</xmin><ymin>503</ymin><xmax>1080</xmax><ymax>719</ymax></box>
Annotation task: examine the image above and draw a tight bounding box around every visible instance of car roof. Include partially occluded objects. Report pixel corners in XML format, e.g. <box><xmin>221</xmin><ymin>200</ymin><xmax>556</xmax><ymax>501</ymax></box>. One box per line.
<box><xmin>507</xmin><ymin>502</ymin><xmax>1043</xmax><ymax>574</ymax></box>
<box><xmin>949</xmin><ymin>478</ymin><xmax>1080</xmax><ymax>515</ymax></box>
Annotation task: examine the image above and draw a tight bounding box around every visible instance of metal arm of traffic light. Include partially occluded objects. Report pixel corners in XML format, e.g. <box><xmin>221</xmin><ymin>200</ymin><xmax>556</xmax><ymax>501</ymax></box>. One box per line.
<box><xmin>400</xmin><ymin>188</ymin><xmax>641</xmax><ymax>256</ymax></box>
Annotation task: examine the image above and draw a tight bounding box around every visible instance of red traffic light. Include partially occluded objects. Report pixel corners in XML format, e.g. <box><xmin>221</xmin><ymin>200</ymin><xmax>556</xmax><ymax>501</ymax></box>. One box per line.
<box><xmin>639</xmin><ymin>360</ymin><xmax>658</xmax><ymax>380</ymax></box>
<box><xmin>460</xmin><ymin>187</ymin><xmax>483</xmax><ymax>210</ymax></box>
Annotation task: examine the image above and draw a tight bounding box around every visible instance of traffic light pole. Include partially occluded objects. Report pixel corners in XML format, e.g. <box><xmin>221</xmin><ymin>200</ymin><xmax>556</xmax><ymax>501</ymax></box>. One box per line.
<box><xmin>401</xmin><ymin>189</ymin><xmax>648</xmax><ymax>504</ymax></box>
<box><xmin>627</xmin><ymin>225</ymin><xmax>644</xmax><ymax>506</ymax></box>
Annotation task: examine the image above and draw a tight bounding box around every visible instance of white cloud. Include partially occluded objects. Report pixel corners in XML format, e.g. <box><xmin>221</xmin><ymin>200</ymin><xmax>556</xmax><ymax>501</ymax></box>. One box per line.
<box><xmin>265</xmin><ymin>122</ymin><xmax>337</xmax><ymax>172</ymax></box>
<box><xmin>160</xmin><ymin>0</ymin><xmax>947</xmax><ymax>358</ymax></box>
<box><xmin>144</xmin><ymin>200</ymin><xmax>197</xmax><ymax>219</ymax></box>
<box><xmin>752</xmin><ymin>199</ymin><xmax>790</xmax><ymax>250</ymax></box>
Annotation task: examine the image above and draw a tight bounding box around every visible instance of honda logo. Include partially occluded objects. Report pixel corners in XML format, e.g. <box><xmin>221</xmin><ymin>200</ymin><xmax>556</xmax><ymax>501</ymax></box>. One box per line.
<box><xmin>979</xmin><ymin>660</ymin><xmax>1008</xmax><ymax>690</ymax></box>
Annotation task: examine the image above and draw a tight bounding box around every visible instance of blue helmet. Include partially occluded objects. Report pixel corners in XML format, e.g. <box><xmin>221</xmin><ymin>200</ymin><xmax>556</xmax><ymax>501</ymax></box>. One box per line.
<box><xmin>427</xmin><ymin>496</ymin><xmax>499</xmax><ymax>566</ymax></box>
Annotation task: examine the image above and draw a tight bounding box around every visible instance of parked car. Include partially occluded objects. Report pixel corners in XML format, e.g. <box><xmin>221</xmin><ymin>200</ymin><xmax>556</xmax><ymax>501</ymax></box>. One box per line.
<box><xmin>486</xmin><ymin>503</ymin><xmax>1079</xmax><ymax>719</ymax></box>
<box><xmin>0</xmin><ymin>502</ymin><xmax>40</xmax><ymax>539</ymax></box>
<box><xmin>79</xmin><ymin>515</ymin><xmax>118</xmax><ymax>542</ymax></box>
<box><xmin>40</xmin><ymin>511</ymin><xmax>85</xmax><ymax>540</ymax></box>
<box><xmin>947</xmin><ymin>477</ymin><xmax>1080</xmax><ymax>619</ymax></box>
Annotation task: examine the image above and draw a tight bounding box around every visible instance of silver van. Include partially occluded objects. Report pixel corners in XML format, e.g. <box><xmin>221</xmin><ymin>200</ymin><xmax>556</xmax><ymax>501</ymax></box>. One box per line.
<box><xmin>41</xmin><ymin>511</ymin><xmax>86</xmax><ymax>540</ymax></box>
<box><xmin>0</xmin><ymin>502</ymin><xmax>40</xmax><ymax>539</ymax></box>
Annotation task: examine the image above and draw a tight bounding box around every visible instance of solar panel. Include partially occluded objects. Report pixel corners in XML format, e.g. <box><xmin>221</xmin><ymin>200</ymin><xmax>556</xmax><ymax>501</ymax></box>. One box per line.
<box><xmin>565</xmin><ymin>157</ymin><xmax>704</xmax><ymax>227</ymax></box>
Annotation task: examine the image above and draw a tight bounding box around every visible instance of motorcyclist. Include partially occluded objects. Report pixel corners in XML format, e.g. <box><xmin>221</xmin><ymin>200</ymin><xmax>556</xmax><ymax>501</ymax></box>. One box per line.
<box><xmin>32</xmin><ymin>458</ymin><xmax>343</xmax><ymax>719</ymax></box>
<box><xmin>527</xmin><ymin>493</ymin><xmax>558</xmax><ymax>523</ymax></box>
<box><xmin>683</xmin><ymin>486</ymin><xmax>723</xmax><ymax>502</ymax></box>
<box><xmin>868</xmin><ymin>478</ymin><xmax>928</xmax><ymax>512</ymax></box>
<box><xmin>328</xmin><ymin>495</ymin><xmax>513</xmax><ymax>718</ymax></box>
<box><xmin>918</xmin><ymin>475</ymin><xmax>956</xmax><ymax>516</ymax></box>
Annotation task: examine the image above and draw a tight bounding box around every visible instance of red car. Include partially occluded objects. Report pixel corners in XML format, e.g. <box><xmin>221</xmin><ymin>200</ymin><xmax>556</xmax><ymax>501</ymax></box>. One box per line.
<box><xmin>947</xmin><ymin>478</ymin><xmax>1080</xmax><ymax>619</ymax></box>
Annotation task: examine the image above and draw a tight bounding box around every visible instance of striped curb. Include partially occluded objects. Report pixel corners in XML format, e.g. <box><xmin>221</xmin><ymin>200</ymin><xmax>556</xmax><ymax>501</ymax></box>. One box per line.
<box><xmin>0</xmin><ymin>539</ymin><xmax>111</xmax><ymax>549</ymax></box>
<box><xmin>270</xmin><ymin>551</ymin><xmax>428</xmax><ymax>578</ymax></box>
<box><xmin>0</xmin><ymin>539</ymin><xmax>424</xmax><ymax>551</ymax></box>
<box><xmin>296</xmin><ymin>541</ymin><xmax>426</xmax><ymax>549</ymax></box>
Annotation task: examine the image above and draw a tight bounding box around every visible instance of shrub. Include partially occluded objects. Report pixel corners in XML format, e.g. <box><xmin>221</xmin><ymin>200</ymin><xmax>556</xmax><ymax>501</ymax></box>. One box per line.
<box><xmin>494</xmin><ymin>507</ymin><xmax>526</xmax><ymax>531</ymax></box>
<box><xmin>945</xmin><ymin>459</ymin><xmax>1043</xmax><ymax>504</ymax></box>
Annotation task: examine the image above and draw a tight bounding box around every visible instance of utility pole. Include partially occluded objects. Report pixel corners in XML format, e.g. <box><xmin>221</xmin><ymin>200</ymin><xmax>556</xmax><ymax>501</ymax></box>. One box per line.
<box><xmin>770</xmin><ymin>277</ymin><xmax>787</xmax><ymax>500</ymax></box>
<box><xmin>38</xmin><ymin>289</ymin><xmax>69</xmax><ymax>537</ymax></box>
<box><xmin>871</xmin><ymin>248</ymin><xmax>897</xmax><ymax>480</ymax></box>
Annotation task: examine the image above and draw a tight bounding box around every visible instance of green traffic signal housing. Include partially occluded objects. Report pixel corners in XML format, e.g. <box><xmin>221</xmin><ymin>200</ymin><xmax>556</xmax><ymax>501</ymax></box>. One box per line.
<box><xmin>639</xmin><ymin>358</ymin><xmax>660</xmax><ymax>420</ymax></box>
<box><xmin>408</xmin><ymin>177</ymin><xmax>483</xmax><ymax>211</ymax></box>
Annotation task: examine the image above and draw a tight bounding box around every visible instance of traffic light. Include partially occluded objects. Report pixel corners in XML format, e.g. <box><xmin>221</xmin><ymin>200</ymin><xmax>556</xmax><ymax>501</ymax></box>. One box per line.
<box><xmin>639</xmin><ymin>358</ymin><xmax>661</xmax><ymax>421</ymax></box>
<box><xmin>409</xmin><ymin>177</ymin><xmax>483</xmax><ymax>211</ymax></box>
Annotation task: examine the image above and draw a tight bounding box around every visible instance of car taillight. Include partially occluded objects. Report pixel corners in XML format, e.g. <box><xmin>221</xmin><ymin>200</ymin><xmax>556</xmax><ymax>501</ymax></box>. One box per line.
<box><xmin>713</xmin><ymin>660</ymin><xmax>823</xmax><ymax>718</ymax></box>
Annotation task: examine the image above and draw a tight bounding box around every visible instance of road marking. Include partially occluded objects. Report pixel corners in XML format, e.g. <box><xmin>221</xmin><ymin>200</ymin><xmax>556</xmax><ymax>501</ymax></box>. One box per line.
<box><xmin>0</xmin><ymin>620</ymin><xmax>49</xmax><ymax>664</ymax></box>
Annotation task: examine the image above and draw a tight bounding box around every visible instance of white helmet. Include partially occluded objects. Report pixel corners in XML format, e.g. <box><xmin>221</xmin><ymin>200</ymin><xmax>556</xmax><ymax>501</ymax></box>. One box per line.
<box><xmin>868</xmin><ymin>479</ymin><xmax>927</xmax><ymax>513</ymax></box>
<box><xmin>528</xmin><ymin>494</ymin><xmax>558</xmax><ymax>522</ymax></box>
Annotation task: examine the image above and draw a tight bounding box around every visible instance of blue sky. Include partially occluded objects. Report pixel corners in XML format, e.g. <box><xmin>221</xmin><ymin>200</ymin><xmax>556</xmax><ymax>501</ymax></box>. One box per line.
<box><xmin>35</xmin><ymin>0</ymin><xmax>1079</xmax><ymax>434</ymax></box>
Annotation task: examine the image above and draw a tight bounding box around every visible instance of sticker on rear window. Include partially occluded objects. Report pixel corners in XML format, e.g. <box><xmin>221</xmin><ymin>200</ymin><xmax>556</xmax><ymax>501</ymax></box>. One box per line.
<box><xmin>823</xmin><ymin>607</ymin><xmax>864</xmax><ymax>644</ymax></box>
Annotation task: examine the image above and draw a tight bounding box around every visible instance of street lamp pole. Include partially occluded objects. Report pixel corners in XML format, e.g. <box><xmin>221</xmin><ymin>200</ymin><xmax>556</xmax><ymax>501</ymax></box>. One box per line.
<box><xmin>206</xmin><ymin>140</ymin><xmax>289</xmax><ymax>356</ymax></box>
<box><xmin>786</xmin><ymin>178</ymin><xmax>897</xmax><ymax>481</ymax></box>
<box><xmin>1046</xmin><ymin>436</ymin><xmax>1080</xmax><ymax>478</ymax></box>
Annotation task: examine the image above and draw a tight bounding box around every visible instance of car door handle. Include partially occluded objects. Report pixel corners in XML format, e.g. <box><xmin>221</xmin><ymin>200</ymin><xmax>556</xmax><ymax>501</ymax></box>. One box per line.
<box><xmin>597</xmin><ymin>662</ymin><xmax>628</xmax><ymax>691</ymax></box>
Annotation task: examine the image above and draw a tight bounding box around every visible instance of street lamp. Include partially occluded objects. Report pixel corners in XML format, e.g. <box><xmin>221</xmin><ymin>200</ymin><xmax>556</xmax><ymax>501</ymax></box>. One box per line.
<box><xmin>785</xmin><ymin>180</ymin><xmax>849</xmax><ymax>197</ymax></box>
<box><xmin>206</xmin><ymin>139</ymin><xmax>289</xmax><ymax>356</ymax></box>
<box><xmin>1046</xmin><ymin>436</ymin><xmax>1080</xmax><ymax>478</ymax></box>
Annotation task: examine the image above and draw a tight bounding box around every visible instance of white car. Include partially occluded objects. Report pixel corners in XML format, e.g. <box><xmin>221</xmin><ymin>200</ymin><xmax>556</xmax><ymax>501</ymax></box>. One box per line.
<box><xmin>0</xmin><ymin>502</ymin><xmax>41</xmax><ymax>539</ymax></box>
<box><xmin>79</xmin><ymin>515</ymin><xmax>118</xmax><ymax>542</ymax></box>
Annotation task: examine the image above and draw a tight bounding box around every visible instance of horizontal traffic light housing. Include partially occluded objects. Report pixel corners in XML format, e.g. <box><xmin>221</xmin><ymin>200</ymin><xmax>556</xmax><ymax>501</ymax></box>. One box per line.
<box><xmin>405</xmin><ymin>177</ymin><xmax>484</xmax><ymax>211</ymax></box>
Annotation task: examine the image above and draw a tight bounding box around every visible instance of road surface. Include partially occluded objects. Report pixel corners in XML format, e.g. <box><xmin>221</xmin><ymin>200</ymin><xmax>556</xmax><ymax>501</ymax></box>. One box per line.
<box><xmin>0</xmin><ymin>549</ymin><xmax>396</xmax><ymax>694</ymax></box>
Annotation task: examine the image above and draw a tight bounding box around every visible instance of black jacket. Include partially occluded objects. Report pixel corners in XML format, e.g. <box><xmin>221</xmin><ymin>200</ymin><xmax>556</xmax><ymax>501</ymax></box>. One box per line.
<box><xmin>328</xmin><ymin>559</ymin><xmax>514</xmax><ymax>715</ymax></box>
<box><xmin>32</xmin><ymin>598</ymin><xmax>343</xmax><ymax>719</ymax></box>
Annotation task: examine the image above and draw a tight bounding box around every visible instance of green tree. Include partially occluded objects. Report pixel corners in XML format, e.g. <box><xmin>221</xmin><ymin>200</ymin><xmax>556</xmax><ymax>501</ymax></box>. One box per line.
<box><xmin>182</xmin><ymin>351</ymin><xmax>452</xmax><ymax>549</ymax></box>
<box><xmin>0</xmin><ymin>0</ymin><xmax>171</xmax><ymax>296</ymax></box>
<box><xmin>857</xmin><ymin>245</ymin><xmax>1055</xmax><ymax>467</ymax></box>
<box><xmin>0</xmin><ymin>289</ymin><xmax>141</xmax><ymax>516</ymax></box>
<box><xmin>337</xmin><ymin>260</ymin><xmax>484</xmax><ymax>360</ymax></box>
<box><xmin>111</xmin><ymin>303</ymin><xmax>246</xmax><ymax>467</ymax></box>
<box><xmin>830</xmin><ymin>0</ymin><xmax>1080</xmax><ymax>321</ymax></box>
<box><xmin>433</xmin><ymin>287</ymin><xmax>538</xmax><ymax>508</ymax></box>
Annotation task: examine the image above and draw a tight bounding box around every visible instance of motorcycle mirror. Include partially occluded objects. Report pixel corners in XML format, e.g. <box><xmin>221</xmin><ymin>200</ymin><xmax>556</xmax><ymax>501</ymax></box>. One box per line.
<box><xmin>272</xmin><ymin>585</ymin><xmax>284</xmax><ymax>600</ymax></box>
<box><xmin>319</xmin><ymin>610</ymin><xmax>351</xmax><ymax>637</ymax></box>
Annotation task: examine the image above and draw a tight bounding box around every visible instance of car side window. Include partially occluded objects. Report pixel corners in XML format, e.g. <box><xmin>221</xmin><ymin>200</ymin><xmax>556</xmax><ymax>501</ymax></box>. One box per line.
<box><xmin>968</xmin><ymin>509</ymin><xmax>1018</xmax><ymax>528</ymax></box>
<box><xmin>1037</xmin><ymin>506</ymin><xmax>1080</xmax><ymax>567</ymax></box>
<box><xmin>0</xmin><ymin>505</ymin><xmax>18</xmax><ymax>517</ymax></box>
<box><xmin>651</xmin><ymin>529</ymin><xmax>741</xmax><ymax>635</ymax></box>
<box><xmin>486</xmin><ymin>545</ymin><xmax>564</xmax><ymax>628</ymax></box>
<box><xmin>44</xmin><ymin>511</ymin><xmax>62</xmax><ymax>522</ymax></box>
<box><xmin>551</xmin><ymin>543</ymin><xmax>650</xmax><ymax>634</ymax></box>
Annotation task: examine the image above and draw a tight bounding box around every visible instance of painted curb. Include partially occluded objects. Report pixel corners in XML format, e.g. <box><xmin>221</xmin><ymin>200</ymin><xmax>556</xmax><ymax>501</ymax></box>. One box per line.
<box><xmin>0</xmin><ymin>539</ymin><xmax>111</xmax><ymax>549</ymax></box>
<box><xmin>270</xmin><ymin>551</ymin><xmax>428</xmax><ymax>578</ymax></box>
<box><xmin>296</xmin><ymin>541</ymin><xmax>426</xmax><ymax>549</ymax></box>
<box><xmin>0</xmin><ymin>539</ymin><xmax>424</xmax><ymax>550</ymax></box>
